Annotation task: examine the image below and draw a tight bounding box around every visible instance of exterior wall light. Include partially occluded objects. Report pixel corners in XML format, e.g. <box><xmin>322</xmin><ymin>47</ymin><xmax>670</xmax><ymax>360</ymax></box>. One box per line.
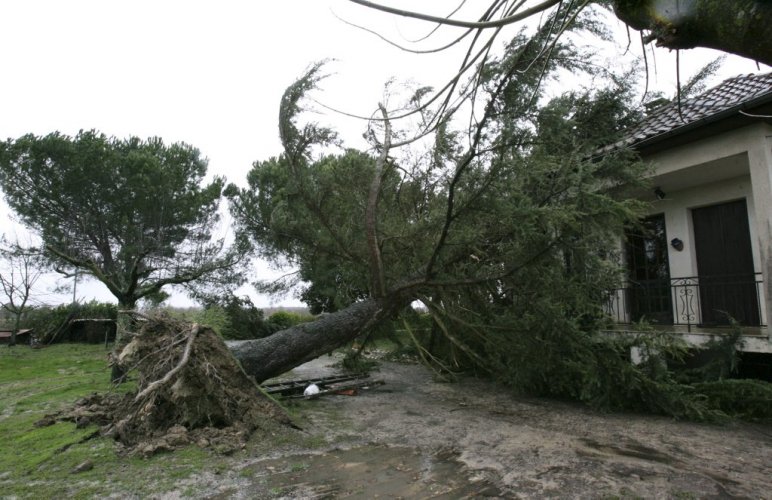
<box><xmin>654</xmin><ymin>187</ymin><xmax>666</xmax><ymax>200</ymax></box>
<box><xmin>671</xmin><ymin>238</ymin><xmax>684</xmax><ymax>251</ymax></box>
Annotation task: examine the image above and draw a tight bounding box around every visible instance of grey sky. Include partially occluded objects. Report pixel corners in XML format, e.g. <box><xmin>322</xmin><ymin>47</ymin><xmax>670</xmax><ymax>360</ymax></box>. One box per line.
<box><xmin>0</xmin><ymin>1</ymin><xmax>767</xmax><ymax>308</ymax></box>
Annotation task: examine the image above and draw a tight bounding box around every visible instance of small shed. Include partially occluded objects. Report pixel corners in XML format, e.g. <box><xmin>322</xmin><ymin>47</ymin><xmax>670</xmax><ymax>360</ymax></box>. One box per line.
<box><xmin>0</xmin><ymin>328</ymin><xmax>33</xmax><ymax>345</ymax></box>
<box><xmin>65</xmin><ymin>319</ymin><xmax>116</xmax><ymax>344</ymax></box>
<box><xmin>46</xmin><ymin>319</ymin><xmax>116</xmax><ymax>344</ymax></box>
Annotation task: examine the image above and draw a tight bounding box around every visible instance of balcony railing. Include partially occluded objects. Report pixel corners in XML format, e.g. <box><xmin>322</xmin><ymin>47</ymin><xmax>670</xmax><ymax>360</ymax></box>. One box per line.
<box><xmin>605</xmin><ymin>273</ymin><xmax>767</xmax><ymax>330</ymax></box>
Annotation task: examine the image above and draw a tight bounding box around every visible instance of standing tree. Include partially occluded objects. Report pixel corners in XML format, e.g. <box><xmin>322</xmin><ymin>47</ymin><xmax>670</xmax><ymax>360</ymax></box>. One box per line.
<box><xmin>0</xmin><ymin>131</ymin><xmax>244</xmax><ymax>371</ymax></box>
<box><xmin>0</xmin><ymin>238</ymin><xmax>43</xmax><ymax>347</ymax></box>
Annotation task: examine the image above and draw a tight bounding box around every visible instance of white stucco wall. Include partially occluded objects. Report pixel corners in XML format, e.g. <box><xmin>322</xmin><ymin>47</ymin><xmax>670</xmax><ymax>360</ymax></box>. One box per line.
<box><xmin>645</xmin><ymin>175</ymin><xmax>758</xmax><ymax>280</ymax></box>
<box><xmin>625</xmin><ymin>122</ymin><xmax>772</xmax><ymax>345</ymax></box>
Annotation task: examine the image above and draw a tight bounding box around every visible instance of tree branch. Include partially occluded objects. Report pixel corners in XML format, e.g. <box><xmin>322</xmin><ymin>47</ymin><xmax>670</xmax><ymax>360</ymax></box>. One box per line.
<box><xmin>366</xmin><ymin>103</ymin><xmax>391</xmax><ymax>297</ymax></box>
<box><xmin>348</xmin><ymin>0</ymin><xmax>562</xmax><ymax>29</ymax></box>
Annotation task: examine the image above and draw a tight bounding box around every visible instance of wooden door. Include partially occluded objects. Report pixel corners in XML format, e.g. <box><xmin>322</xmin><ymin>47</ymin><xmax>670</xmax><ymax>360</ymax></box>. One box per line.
<box><xmin>692</xmin><ymin>199</ymin><xmax>760</xmax><ymax>326</ymax></box>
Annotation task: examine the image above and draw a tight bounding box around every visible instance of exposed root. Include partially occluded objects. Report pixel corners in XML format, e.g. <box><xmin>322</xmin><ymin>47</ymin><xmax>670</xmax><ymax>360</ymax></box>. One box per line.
<box><xmin>133</xmin><ymin>324</ymin><xmax>199</xmax><ymax>402</ymax></box>
<box><xmin>38</xmin><ymin>313</ymin><xmax>292</xmax><ymax>456</ymax></box>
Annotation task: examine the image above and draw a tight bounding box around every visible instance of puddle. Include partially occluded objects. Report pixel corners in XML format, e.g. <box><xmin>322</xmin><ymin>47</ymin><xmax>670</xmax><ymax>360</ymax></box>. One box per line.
<box><xmin>242</xmin><ymin>445</ymin><xmax>500</xmax><ymax>498</ymax></box>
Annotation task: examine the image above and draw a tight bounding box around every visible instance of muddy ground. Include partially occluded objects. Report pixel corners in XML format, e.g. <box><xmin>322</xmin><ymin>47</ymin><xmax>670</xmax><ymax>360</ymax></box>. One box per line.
<box><xmin>177</xmin><ymin>356</ymin><xmax>771</xmax><ymax>499</ymax></box>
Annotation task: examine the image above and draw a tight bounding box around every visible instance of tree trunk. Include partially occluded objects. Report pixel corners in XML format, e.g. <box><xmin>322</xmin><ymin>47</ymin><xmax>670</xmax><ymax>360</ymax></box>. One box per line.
<box><xmin>229</xmin><ymin>296</ymin><xmax>406</xmax><ymax>383</ymax></box>
<box><xmin>111</xmin><ymin>301</ymin><xmax>137</xmax><ymax>383</ymax></box>
<box><xmin>612</xmin><ymin>0</ymin><xmax>772</xmax><ymax>65</ymax></box>
<box><xmin>9</xmin><ymin>314</ymin><xmax>20</xmax><ymax>347</ymax></box>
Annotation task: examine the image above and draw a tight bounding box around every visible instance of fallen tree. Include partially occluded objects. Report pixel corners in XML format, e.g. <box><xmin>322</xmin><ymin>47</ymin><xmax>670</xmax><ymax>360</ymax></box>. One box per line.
<box><xmin>228</xmin><ymin>295</ymin><xmax>408</xmax><ymax>382</ymax></box>
<box><xmin>222</xmin><ymin>7</ymin><xmax>771</xmax><ymax>423</ymax></box>
<box><xmin>224</xmin><ymin>6</ymin><xmax>648</xmax><ymax>387</ymax></box>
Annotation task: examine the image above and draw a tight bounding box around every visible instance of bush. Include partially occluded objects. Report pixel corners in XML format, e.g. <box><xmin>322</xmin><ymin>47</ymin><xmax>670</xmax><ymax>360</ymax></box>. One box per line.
<box><xmin>266</xmin><ymin>310</ymin><xmax>313</xmax><ymax>332</ymax></box>
<box><xmin>184</xmin><ymin>306</ymin><xmax>231</xmax><ymax>338</ymax></box>
<box><xmin>220</xmin><ymin>296</ymin><xmax>273</xmax><ymax>340</ymax></box>
<box><xmin>22</xmin><ymin>301</ymin><xmax>118</xmax><ymax>343</ymax></box>
<box><xmin>164</xmin><ymin>296</ymin><xmax>278</xmax><ymax>340</ymax></box>
<box><xmin>693</xmin><ymin>379</ymin><xmax>772</xmax><ymax>421</ymax></box>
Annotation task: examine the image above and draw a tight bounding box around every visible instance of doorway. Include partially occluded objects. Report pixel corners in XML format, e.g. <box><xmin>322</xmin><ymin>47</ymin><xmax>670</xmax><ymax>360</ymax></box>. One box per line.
<box><xmin>625</xmin><ymin>214</ymin><xmax>673</xmax><ymax>324</ymax></box>
<box><xmin>692</xmin><ymin>199</ymin><xmax>760</xmax><ymax>326</ymax></box>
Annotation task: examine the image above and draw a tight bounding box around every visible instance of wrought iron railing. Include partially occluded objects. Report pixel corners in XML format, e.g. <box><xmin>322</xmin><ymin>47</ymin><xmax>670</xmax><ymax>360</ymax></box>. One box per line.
<box><xmin>605</xmin><ymin>273</ymin><xmax>766</xmax><ymax>330</ymax></box>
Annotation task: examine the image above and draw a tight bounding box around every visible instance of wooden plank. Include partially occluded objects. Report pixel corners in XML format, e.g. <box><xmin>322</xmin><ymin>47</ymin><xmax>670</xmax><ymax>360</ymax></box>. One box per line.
<box><xmin>286</xmin><ymin>379</ymin><xmax>385</xmax><ymax>399</ymax></box>
<box><xmin>262</xmin><ymin>373</ymin><xmax>371</xmax><ymax>395</ymax></box>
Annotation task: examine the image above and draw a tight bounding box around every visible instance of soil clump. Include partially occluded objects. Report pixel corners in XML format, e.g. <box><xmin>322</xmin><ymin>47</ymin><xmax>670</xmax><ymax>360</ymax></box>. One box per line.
<box><xmin>37</xmin><ymin>314</ymin><xmax>290</xmax><ymax>456</ymax></box>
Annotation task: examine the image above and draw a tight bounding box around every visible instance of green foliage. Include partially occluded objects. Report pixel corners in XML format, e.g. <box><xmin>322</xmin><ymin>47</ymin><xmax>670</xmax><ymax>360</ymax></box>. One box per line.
<box><xmin>17</xmin><ymin>301</ymin><xmax>117</xmax><ymax>343</ymax></box>
<box><xmin>203</xmin><ymin>295</ymin><xmax>276</xmax><ymax>340</ymax></box>
<box><xmin>230</xmin><ymin>13</ymin><xmax>646</xmax><ymax>315</ymax></box>
<box><xmin>217</xmin><ymin>295</ymin><xmax>273</xmax><ymax>340</ymax></box>
<box><xmin>169</xmin><ymin>305</ymin><xmax>231</xmax><ymax>337</ymax></box>
<box><xmin>266</xmin><ymin>310</ymin><xmax>313</xmax><ymax>332</ymax></box>
<box><xmin>677</xmin><ymin>56</ymin><xmax>726</xmax><ymax>99</ymax></box>
<box><xmin>339</xmin><ymin>351</ymin><xmax>381</xmax><ymax>373</ymax></box>
<box><xmin>670</xmin><ymin>323</ymin><xmax>743</xmax><ymax>384</ymax></box>
<box><xmin>422</xmin><ymin>282</ymin><xmax>721</xmax><ymax>419</ymax></box>
<box><xmin>422</xmin><ymin>299</ymin><xmax>769</xmax><ymax>421</ymax></box>
<box><xmin>0</xmin><ymin>130</ymin><xmax>243</xmax><ymax>308</ymax></box>
<box><xmin>162</xmin><ymin>297</ymin><xmax>282</xmax><ymax>340</ymax></box>
<box><xmin>693</xmin><ymin>379</ymin><xmax>772</xmax><ymax>421</ymax></box>
<box><xmin>226</xmin><ymin>4</ymin><xmax>763</xmax><ymax>422</ymax></box>
<box><xmin>230</xmin><ymin>149</ymin><xmax>377</xmax><ymax>313</ymax></box>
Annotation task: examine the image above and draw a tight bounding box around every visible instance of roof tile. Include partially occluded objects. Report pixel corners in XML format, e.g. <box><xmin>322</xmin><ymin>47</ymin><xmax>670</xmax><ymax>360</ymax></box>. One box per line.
<box><xmin>621</xmin><ymin>72</ymin><xmax>772</xmax><ymax>148</ymax></box>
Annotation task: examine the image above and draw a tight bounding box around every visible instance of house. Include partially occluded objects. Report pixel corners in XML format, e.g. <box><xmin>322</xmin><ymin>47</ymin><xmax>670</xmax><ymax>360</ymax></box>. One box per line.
<box><xmin>605</xmin><ymin>72</ymin><xmax>772</xmax><ymax>355</ymax></box>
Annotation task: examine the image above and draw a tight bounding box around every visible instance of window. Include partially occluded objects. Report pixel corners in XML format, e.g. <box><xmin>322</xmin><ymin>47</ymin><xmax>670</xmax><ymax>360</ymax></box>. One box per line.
<box><xmin>625</xmin><ymin>214</ymin><xmax>672</xmax><ymax>323</ymax></box>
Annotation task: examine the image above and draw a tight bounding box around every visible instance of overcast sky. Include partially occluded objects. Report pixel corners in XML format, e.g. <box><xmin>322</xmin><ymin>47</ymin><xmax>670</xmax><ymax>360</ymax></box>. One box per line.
<box><xmin>1</xmin><ymin>1</ymin><xmax>767</xmax><ymax>308</ymax></box>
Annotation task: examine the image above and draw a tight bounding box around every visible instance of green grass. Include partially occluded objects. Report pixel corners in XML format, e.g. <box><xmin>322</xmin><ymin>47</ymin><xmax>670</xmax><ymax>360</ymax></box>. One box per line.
<box><xmin>0</xmin><ymin>344</ymin><xmax>223</xmax><ymax>498</ymax></box>
<box><xmin>0</xmin><ymin>343</ymin><xmax>337</xmax><ymax>499</ymax></box>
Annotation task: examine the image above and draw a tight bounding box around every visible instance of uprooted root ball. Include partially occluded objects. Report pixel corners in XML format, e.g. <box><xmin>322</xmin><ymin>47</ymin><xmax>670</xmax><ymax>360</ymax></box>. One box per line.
<box><xmin>39</xmin><ymin>314</ymin><xmax>292</xmax><ymax>455</ymax></box>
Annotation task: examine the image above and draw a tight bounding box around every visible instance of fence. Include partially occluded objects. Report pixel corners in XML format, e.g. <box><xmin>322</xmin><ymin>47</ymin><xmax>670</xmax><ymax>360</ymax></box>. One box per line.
<box><xmin>605</xmin><ymin>273</ymin><xmax>766</xmax><ymax>330</ymax></box>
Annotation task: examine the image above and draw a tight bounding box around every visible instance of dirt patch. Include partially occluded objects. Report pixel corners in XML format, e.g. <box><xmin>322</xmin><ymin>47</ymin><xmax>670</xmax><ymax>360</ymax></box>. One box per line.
<box><xmin>229</xmin><ymin>356</ymin><xmax>772</xmax><ymax>499</ymax></box>
<box><xmin>237</xmin><ymin>445</ymin><xmax>501</xmax><ymax>498</ymax></box>
<box><xmin>38</xmin><ymin>315</ymin><xmax>289</xmax><ymax>456</ymax></box>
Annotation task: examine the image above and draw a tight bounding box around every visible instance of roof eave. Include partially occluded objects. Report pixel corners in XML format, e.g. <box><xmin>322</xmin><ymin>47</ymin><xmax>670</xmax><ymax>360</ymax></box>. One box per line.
<box><xmin>631</xmin><ymin>91</ymin><xmax>772</xmax><ymax>153</ymax></box>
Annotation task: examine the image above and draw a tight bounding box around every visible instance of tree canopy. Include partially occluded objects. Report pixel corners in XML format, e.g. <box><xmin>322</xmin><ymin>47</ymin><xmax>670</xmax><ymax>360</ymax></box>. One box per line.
<box><xmin>0</xmin><ymin>130</ymin><xmax>242</xmax><ymax>309</ymax></box>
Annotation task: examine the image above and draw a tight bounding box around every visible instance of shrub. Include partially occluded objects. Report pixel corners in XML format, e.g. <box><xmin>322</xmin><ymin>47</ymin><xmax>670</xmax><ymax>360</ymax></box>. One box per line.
<box><xmin>163</xmin><ymin>297</ymin><xmax>277</xmax><ymax>340</ymax></box>
<box><xmin>219</xmin><ymin>296</ymin><xmax>273</xmax><ymax>340</ymax></box>
<box><xmin>693</xmin><ymin>379</ymin><xmax>772</xmax><ymax>421</ymax></box>
<box><xmin>22</xmin><ymin>301</ymin><xmax>118</xmax><ymax>343</ymax></box>
<box><xmin>266</xmin><ymin>311</ymin><xmax>313</xmax><ymax>332</ymax></box>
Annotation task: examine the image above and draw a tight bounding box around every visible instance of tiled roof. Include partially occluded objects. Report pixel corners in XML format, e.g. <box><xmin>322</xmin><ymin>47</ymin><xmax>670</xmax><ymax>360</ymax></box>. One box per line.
<box><xmin>621</xmin><ymin>72</ymin><xmax>772</xmax><ymax>148</ymax></box>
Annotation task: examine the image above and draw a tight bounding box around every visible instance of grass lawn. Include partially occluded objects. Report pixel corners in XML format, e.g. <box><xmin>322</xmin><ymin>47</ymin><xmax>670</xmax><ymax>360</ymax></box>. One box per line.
<box><xmin>0</xmin><ymin>344</ymin><xmax>242</xmax><ymax>499</ymax></box>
